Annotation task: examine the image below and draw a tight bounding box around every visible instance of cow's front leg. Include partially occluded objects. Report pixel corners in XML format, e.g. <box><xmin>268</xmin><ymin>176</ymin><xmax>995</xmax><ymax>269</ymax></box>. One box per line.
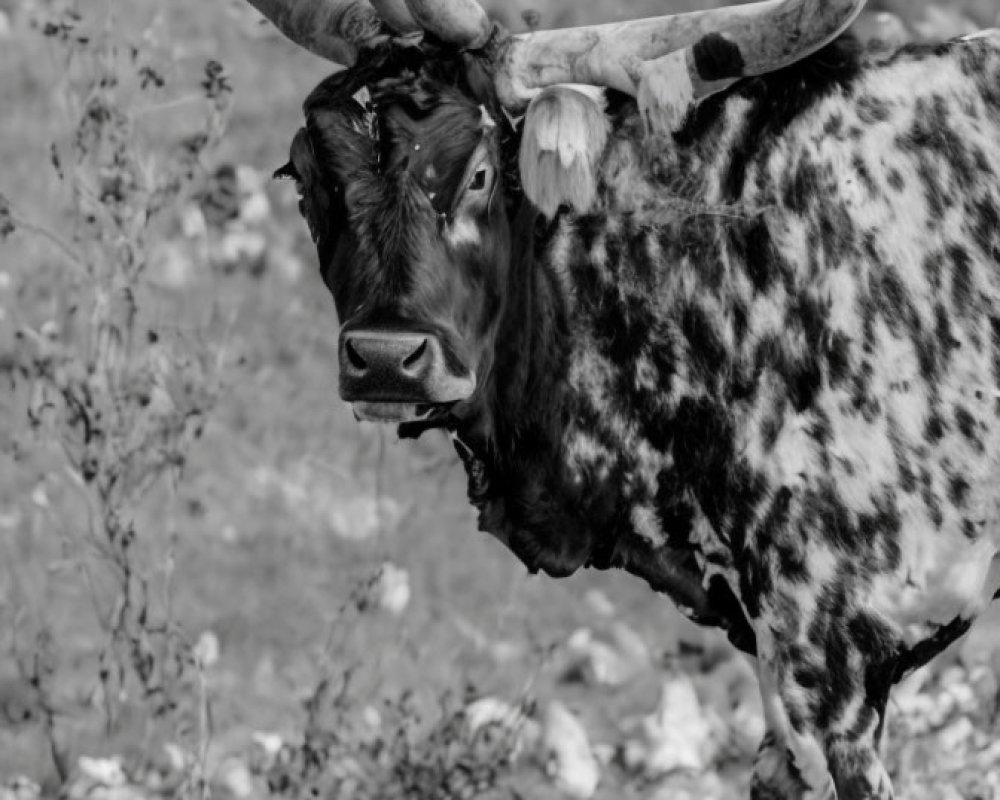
<box><xmin>750</xmin><ymin>649</ymin><xmax>893</xmax><ymax>799</ymax></box>
<box><xmin>750</xmin><ymin>644</ymin><xmax>836</xmax><ymax>800</ymax></box>
<box><xmin>750</xmin><ymin>591</ymin><xmax>896</xmax><ymax>800</ymax></box>
<box><xmin>750</xmin><ymin>730</ymin><xmax>824</xmax><ymax>800</ymax></box>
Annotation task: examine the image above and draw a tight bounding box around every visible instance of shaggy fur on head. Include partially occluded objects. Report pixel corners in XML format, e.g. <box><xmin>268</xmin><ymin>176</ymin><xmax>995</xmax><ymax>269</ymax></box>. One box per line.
<box><xmin>519</xmin><ymin>85</ymin><xmax>611</xmax><ymax>218</ymax></box>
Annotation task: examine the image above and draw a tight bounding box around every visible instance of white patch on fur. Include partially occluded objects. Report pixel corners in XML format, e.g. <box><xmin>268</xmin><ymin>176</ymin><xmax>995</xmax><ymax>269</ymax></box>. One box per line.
<box><xmin>565</xmin><ymin>430</ymin><xmax>615</xmax><ymax>487</ymax></box>
<box><xmin>478</xmin><ymin>105</ymin><xmax>496</xmax><ymax>130</ymax></box>
<box><xmin>445</xmin><ymin>216</ymin><xmax>480</xmax><ymax>248</ymax></box>
<box><xmin>869</xmin><ymin>535</ymin><xmax>996</xmax><ymax>645</ymax></box>
<box><xmin>352</xmin><ymin>86</ymin><xmax>371</xmax><ymax>108</ymax></box>
<box><xmin>634</xmin><ymin>353</ymin><xmax>659</xmax><ymax>391</ymax></box>
<box><xmin>520</xmin><ymin>85</ymin><xmax>610</xmax><ymax>218</ymax></box>
<box><xmin>631</xmin><ymin>505</ymin><xmax>662</xmax><ymax>545</ymax></box>
<box><xmin>637</xmin><ymin>49</ymin><xmax>695</xmax><ymax>137</ymax></box>
<box><xmin>822</xmin><ymin>395</ymin><xmax>896</xmax><ymax>513</ymax></box>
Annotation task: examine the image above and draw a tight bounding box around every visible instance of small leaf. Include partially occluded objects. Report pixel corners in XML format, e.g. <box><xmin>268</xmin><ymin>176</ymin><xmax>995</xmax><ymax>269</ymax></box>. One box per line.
<box><xmin>201</xmin><ymin>60</ymin><xmax>232</xmax><ymax>100</ymax></box>
<box><xmin>0</xmin><ymin>193</ymin><xmax>15</xmax><ymax>240</ymax></box>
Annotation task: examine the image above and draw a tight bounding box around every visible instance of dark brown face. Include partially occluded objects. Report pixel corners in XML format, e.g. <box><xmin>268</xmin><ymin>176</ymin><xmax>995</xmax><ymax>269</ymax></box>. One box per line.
<box><xmin>281</xmin><ymin>69</ymin><xmax>512</xmax><ymax>424</ymax></box>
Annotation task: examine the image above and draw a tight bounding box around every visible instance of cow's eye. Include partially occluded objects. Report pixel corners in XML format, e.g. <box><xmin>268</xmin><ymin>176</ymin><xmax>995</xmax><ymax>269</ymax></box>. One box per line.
<box><xmin>469</xmin><ymin>166</ymin><xmax>489</xmax><ymax>192</ymax></box>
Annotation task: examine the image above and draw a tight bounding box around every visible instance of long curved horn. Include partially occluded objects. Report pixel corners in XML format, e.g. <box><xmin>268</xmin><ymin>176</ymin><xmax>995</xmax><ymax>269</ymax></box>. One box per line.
<box><xmin>493</xmin><ymin>0</ymin><xmax>867</xmax><ymax>132</ymax></box>
<box><xmin>402</xmin><ymin>0</ymin><xmax>492</xmax><ymax>48</ymax></box>
<box><xmin>246</xmin><ymin>0</ymin><xmax>385</xmax><ymax>63</ymax></box>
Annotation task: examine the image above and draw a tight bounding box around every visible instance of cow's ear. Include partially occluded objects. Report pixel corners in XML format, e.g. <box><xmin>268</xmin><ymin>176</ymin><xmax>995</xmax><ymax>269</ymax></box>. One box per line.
<box><xmin>282</xmin><ymin>127</ymin><xmax>334</xmax><ymax>246</ymax></box>
<box><xmin>518</xmin><ymin>85</ymin><xmax>610</xmax><ymax>219</ymax></box>
<box><xmin>273</xmin><ymin>161</ymin><xmax>298</xmax><ymax>182</ymax></box>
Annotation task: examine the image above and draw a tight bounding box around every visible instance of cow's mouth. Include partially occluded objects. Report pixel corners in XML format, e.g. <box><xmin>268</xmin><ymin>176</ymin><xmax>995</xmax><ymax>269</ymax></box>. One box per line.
<box><xmin>352</xmin><ymin>401</ymin><xmax>458</xmax><ymax>425</ymax></box>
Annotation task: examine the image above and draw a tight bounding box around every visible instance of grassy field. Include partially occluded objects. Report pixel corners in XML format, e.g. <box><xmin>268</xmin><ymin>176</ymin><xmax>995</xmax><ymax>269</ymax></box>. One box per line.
<box><xmin>2</xmin><ymin>1</ymin><xmax>1000</xmax><ymax>799</ymax></box>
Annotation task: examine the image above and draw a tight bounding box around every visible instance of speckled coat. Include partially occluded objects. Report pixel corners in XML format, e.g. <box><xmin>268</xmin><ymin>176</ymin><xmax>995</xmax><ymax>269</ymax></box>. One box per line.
<box><xmin>292</xmin><ymin>30</ymin><xmax>1000</xmax><ymax>800</ymax></box>
<box><xmin>439</xmin><ymin>33</ymin><xmax>1000</xmax><ymax>800</ymax></box>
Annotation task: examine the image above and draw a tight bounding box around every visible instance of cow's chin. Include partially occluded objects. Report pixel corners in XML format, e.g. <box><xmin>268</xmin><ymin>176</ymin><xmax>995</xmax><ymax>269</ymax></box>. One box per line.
<box><xmin>352</xmin><ymin>402</ymin><xmax>454</xmax><ymax>424</ymax></box>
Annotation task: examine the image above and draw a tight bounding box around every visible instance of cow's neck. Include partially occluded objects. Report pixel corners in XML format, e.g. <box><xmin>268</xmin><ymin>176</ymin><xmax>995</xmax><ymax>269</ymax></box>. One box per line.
<box><xmin>451</xmin><ymin>206</ymin><xmax>584</xmax><ymax>572</ymax></box>
<box><xmin>448</xmin><ymin>203</ymin><xmax>749</xmax><ymax>640</ymax></box>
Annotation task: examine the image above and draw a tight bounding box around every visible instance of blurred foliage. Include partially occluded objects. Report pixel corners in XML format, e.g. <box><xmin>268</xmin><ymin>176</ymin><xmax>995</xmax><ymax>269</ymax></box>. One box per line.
<box><xmin>1</xmin><ymin>1</ymin><xmax>1000</xmax><ymax>799</ymax></box>
<box><xmin>3</xmin><ymin>0</ymin><xmax>232</xmax><ymax>790</ymax></box>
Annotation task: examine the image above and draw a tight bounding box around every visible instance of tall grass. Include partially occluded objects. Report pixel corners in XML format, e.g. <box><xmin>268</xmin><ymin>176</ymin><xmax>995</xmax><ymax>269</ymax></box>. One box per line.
<box><xmin>3</xmin><ymin>0</ymin><xmax>231</xmax><ymax>788</ymax></box>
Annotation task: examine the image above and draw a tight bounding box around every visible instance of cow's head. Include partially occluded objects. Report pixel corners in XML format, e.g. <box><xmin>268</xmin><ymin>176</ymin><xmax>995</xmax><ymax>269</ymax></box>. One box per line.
<box><xmin>267</xmin><ymin>0</ymin><xmax>867</xmax><ymax>426</ymax></box>
<box><xmin>278</xmin><ymin>46</ymin><xmax>512</xmax><ymax>425</ymax></box>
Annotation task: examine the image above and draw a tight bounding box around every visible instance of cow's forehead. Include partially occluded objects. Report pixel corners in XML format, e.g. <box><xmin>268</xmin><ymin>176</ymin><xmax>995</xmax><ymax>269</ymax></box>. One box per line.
<box><xmin>321</xmin><ymin>83</ymin><xmax>493</xmax><ymax>215</ymax></box>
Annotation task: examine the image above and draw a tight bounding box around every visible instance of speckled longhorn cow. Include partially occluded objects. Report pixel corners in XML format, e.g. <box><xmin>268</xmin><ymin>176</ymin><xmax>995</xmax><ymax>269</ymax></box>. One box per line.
<box><xmin>251</xmin><ymin>0</ymin><xmax>1000</xmax><ymax>795</ymax></box>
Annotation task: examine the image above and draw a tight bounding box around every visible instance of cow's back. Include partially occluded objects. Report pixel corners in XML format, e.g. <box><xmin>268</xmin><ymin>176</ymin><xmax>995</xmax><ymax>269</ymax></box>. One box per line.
<box><xmin>726</xmin><ymin>33</ymin><xmax>1000</xmax><ymax>644</ymax></box>
<box><xmin>553</xmin><ymin>33</ymin><xmax>1000</xmax><ymax>651</ymax></box>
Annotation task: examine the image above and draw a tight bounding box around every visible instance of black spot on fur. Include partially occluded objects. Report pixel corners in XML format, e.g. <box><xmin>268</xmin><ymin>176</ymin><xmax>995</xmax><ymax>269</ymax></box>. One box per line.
<box><xmin>888</xmin><ymin>416</ymin><xmax>917</xmax><ymax>493</ymax></box>
<box><xmin>915</xmin><ymin>335</ymin><xmax>942</xmax><ymax>387</ymax></box>
<box><xmin>906</xmin><ymin>95</ymin><xmax>978</xmax><ymax>189</ymax></box>
<box><xmin>681</xmin><ymin>302</ymin><xmax>728</xmax><ymax>384</ymax></box>
<box><xmin>654</xmin><ymin>470</ymin><xmax>695</xmax><ymax>550</ymax></box>
<box><xmin>872</xmin><ymin>264</ymin><xmax>918</xmax><ymax>339</ymax></box>
<box><xmin>989</xmin><ymin>317</ymin><xmax>1000</xmax><ymax>391</ymax></box>
<box><xmin>671</xmin><ymin>398</ymin><xmax>739</xmax><ymax>524</ymax></box>
<box><xmin>858</xmin><ymin>290</ymin><xmax>877</xmax><ymax>355</ymax></box>
<box><xmin>852</xmin><ymin>153</ymin><xmax>877</xmax><ymax>196</ymax></box>
<box><xmin>823</xmin><ymin>112</ymin><xmax>845</xmax><ymax>138</ymax></box>
<box><xmin>857</xmin><ymin>489</ymin><xmax>903</xmax><ymax>571</ymax></box>
<box><xmin>973</xmin><ymin>199</ymin><xmax>1000</xmax><ymax>255</ymax></box>
<box><xmin>857</xmin><ymin>94</ymin><xmax>892</xmax><ymax>125</ymax></box>
<box><xmin>729</xmin><ymin>218</ymin><xmax>786</xmax><ymax>294</ymax></box>
<box><xmin>934</xmin><ymin>303</ymin><xmax>960</xmax><ymax>354</ymax></box>
<box><xmin>954</xmin><ymin>404</ymin><xmax>980</xmax><ymax>446</ymax></box>
<box><xmin>731</xmin><ymin>299</ymin><xmax>750</xmax><ymax>346</ymax></box>
<box><xmin>809</xmin><ymin>408</ymin><xmax>833</xmax><ymax>450</ymax></box>
<box><xmin>794</xmin><ymin>661</ymin><xmax>825</xmax><ymax>690</ymax></box>
<box><xmin>924</xmin><ymin>410</ymin><xmax>947</xmax><ymax>444</ymax></box>
<box><xmin>678</xmin><ymin>37</ymin><xmax>864</xmax><ymax>200</ymax></box>
<box><xmin>913</xmin><ymin>154</ymin><xmax>948</xmax><ymax>220</ymax></box>
<box><xmin>920</xmin><ymin>467</ymin><xmax>944</xmax><ymax>528</ymax></box>
<box><xmin>760</xmin><ymin>395</ymin><xmax>788</xmax><ymax>452</ymax></box>
<box><xmin>810</xmin><ymin>578</ymin><xmax>855</xmax><ymax>729</ymax></box>
<box><xmin>827</xmin><ymin>332</ymin><xmax>853</xmax><ymax>388</ymax></box>
<box><xmin>887</xmin><ymin>168</ymin><xmax>905</xmax><ymax>192</ymax></box>
<box><xmin>922</xmin><ymin>251</ymin><xmax>944</xmax><ymax>292</ymax></box>
<box><xmin>784</xmin><ymin>155</ymin><xmax>825</xmax><ymax>214</ymax></box>
<box><xmin>788</xmin><ymin>358</ymin><xmax>823</xmax><ymax>413</ymax></box>
<box><xmin>850</xmin><ymin>361</ymin><xmax>880</xmax><ymax>422</ymax></box>
<box><xmin>758</xmin><ymin>486</ymin><xmax>809</xmax><ymax>582</ymax></box>
<box><xmin>804</xmin><ymin>483</ymin><xmax>855</xmax><ymax>553</ymax></box>
<box><xmin>948</xmin><ymin>475</ymin><xmax>971</xmax><ymax>508</ymax></box>
<box><xmin>949</xmin><ymin>244</ymin><xmax>974</xmax><ymax>315</ymax></box>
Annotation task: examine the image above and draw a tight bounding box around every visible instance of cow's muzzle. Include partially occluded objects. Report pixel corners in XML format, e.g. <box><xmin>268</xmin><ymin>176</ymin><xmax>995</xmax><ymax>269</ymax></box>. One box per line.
<box><xmin>339</xmin><ymin>330</ymin><xmax>476</xmax><ymax>423</ymax></box>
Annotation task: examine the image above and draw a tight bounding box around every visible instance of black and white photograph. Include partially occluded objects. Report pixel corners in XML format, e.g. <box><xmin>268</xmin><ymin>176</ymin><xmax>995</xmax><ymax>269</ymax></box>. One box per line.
<box><xmin>2</xmin><ymin>0</ymin><xmax>1000</xmax><ymax>797</ymax></box>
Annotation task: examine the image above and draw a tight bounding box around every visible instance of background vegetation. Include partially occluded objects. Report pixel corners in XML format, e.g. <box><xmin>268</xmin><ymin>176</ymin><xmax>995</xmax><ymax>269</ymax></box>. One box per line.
<box><xmin>2</xmin><ymin>1</ymin><xmax>1000</xmax><ymax>798</ymax></box>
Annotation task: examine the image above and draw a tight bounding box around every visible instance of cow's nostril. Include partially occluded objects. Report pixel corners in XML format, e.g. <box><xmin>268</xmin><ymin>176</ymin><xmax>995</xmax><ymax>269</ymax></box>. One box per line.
<box><xmin>402</xmin><ymin>339</ymin><xmax>428</xmax><ymax>371</ymax></box>
<box><xmin>345</xmin><ymin>339</ymin><xmax>368</xmax><ymax>372</ymax></box>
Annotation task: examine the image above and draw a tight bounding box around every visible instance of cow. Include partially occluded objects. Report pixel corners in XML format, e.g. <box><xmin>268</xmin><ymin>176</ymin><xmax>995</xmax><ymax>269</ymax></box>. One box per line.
<box><xmin>248</xmin><ymin>0</ymin><xmax>1000</xmax><ymax>796</ymax></box>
